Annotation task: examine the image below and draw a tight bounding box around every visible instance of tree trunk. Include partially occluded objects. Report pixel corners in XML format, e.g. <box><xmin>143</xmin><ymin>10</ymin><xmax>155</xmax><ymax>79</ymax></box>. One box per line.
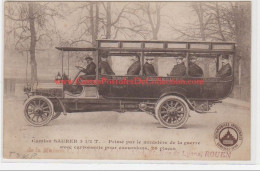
<box><xmin>106</xmin><ymin>2</ymin><xmax>111</xmax><ymax>39</ymax></box>
<box><xmin>215</xmin><ymin>2</ymin><xmax>226</xmax><ymax>41</ymax></box>
<box><xmin>90</xmin><ymin>3</ymin><xmax>99</xmax><ymax>46</ymax></box>
<box><xmin>146</xmin><ymin>2</ymin><xmax>161</xmax><ymax>73</ymax></box>
<box><xmin>193</xmin><ymin>2</ymin><xmax>210</xmax><ymax>77</ymax></box>
<box><xmin>93</xmin><ymin>2</ymin><xmax>99</xmax><ymax>60</ymax></box>
<box><xmin>95</xmin><ymin>2</ymin><xmax>99</xmax><ymax>43</ymax></box>
<box><xmin>194</xmin><ymin>3</ymin><xmax>206</xmax><ymax>41</ymax></box>
<box><xmin>90</xmin><ymin>3</ymin><xmax>95</xmax><ymax>45</ymax></box>
<box><xmin>28</xmin><ymin>3</ymin><xmax>37</xmax><ymax>86</ymax></box>
<box><xmin>89</xmin><ymin>2</ymin><xmax>97</xmax><ymax>58</ymax></box>
<box><xmin>234</xmin><ymin>2</ymin><xmax>251</xmax><ymax>101</ymax></box>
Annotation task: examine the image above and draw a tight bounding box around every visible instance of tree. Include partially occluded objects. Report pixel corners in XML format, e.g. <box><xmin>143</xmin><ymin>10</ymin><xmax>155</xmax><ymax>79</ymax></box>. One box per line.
<box><xmin>128</xmin><ymin>2</ymin><xmax>164</xmax><ymax>40</ymax></box>
<box><xmin>100</xmin><ymin>2</ymin><xmax>152</xmax><ymax>40</ymax></box>
<box><xmin>168</xmin><ymin>2</ymin><xmax>211</xmax><ymax>41</ymax></box>
<box><xmin>141</xmin><ymin>2</ymin><xmax>162</xmax><ymax>40</ymax></box>
<box><xmin>72</xmin><ymin>1</ymin><xmax>154</xmax><ymax>46</ymax></box>
<box><xmin>5</xmin><ymin>2</ymin><xmax>62</xmax><ymax>86</ymax></box>
<box><xmin>169</xmin><ymin>2</ymin><xmax>235</xmax><ymax>41</ymax></box>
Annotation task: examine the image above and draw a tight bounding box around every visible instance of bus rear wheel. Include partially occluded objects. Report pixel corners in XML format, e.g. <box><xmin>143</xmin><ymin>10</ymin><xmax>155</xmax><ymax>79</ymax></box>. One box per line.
<box><xmin>155</xmin><ymin>96</ymin><xmax>189</xmax><ymax>129</ymax></box>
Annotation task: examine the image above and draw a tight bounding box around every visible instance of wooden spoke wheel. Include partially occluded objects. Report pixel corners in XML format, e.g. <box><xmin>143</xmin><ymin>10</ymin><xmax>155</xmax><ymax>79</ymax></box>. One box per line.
<box><xmin>155</xmin><ymin>96</ymin><xmax>189</xmax><ymax>129</ymax></box>
<box><xmin>24</xmin><ymin>96</ymin><xmax>54</xmax><ymax>127</ymax></box>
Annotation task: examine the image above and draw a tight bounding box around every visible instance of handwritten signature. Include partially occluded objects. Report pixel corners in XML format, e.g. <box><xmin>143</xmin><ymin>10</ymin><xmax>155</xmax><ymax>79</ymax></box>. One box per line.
<box><xmin>9</xmin><ymin>152</ymin><xmax>37</xmax><ymax>159</ymax></box>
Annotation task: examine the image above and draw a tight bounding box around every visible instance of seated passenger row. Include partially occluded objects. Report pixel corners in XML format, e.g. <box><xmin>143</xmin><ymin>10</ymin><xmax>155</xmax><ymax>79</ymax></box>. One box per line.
<box><xmin>80</xmin><ymin>53</ymin><xmax>232</xmax><ymax>78</ymax></box>
<box><xmin>126</xmin><ymin>54</ymin><xmax>231</xmax><ymax>78</ymax></box>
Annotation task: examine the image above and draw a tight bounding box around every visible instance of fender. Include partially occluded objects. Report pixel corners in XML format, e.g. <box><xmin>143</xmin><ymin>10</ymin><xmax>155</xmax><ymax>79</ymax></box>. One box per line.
<box><xmin>159</xmin><ymin>86</ymin><xmax>188</xmax><ymax>99</ymax></box>
<box><xmin>54</xmin><ymin>97</ymin><xmax>67</xmax><ymax>115</ymax></box>
<box><xmin>158</xmin><ymin>86</ymin><xmax>194</xmax><ymax>110</ymax></box>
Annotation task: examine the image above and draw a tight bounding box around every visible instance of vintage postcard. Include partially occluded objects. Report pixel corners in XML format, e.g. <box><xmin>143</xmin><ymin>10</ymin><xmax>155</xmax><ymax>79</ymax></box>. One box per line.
<box><xmin>3</xmin><ymin>1</ymin><xmax>251</xmax><ymax>161</ymax></box>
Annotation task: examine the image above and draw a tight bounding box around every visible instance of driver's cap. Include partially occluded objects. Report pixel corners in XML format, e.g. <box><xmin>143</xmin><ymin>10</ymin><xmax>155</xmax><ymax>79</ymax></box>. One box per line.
<box><xmin>85</xmin><ymin>56</ymin><xmax>93</xmax><ymax>61</ymax></box>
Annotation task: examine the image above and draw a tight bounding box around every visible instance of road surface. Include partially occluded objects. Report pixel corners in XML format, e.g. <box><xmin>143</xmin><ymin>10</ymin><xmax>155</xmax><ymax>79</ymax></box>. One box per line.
<box><xmin>3</xmin><ymin>99</ymin><xmax>250</xmax><ymax>160</ymax></box>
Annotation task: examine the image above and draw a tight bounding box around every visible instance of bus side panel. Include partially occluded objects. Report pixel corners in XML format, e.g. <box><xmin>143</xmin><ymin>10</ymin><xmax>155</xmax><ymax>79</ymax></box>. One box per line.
<box><xmin>201</xmin><ymin>77</ymin><xmax>233</xmax><ymax>100</ymax></box>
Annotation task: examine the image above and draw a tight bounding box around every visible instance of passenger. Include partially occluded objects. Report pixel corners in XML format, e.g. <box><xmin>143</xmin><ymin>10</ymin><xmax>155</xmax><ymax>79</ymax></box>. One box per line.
<box><xmin>143</xmin><ymin>57</ymin><xmax>157</xmax><ymax>76</ymax></box>
<box><xmin>216</xmin><ymin>54</ymin><xmax>232</xmax><ymax>78</ymax></box>
<box><xmin>188</xmin><ymin>56</ymin><xmax>203</xmax><ymax>77</ymax></box>
<box><xmin>169</xmin><ymin>56</ymin><xmax>186</xmax><ymax>76</ymax></box>
<box><xmin>79</xmin><ymin>56</ymin><xmax>96</xmax><ymax>80</ymax></box>
<box><xmin>127</xmin><ymin>55</ymin><xmax>141</xmax><ymax>75</ymax></box>
<box><xmin>99</xmin><ymin>52</ymin><xmax>115</xmax><ymax>75</ymax></box>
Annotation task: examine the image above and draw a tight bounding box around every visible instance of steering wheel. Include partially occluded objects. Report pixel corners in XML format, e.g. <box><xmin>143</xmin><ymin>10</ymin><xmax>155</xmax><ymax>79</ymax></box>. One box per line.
<box><xmin>75</xmin><ymin>66</ymin><xmax>84</xmax><ymax>71</ymax></box>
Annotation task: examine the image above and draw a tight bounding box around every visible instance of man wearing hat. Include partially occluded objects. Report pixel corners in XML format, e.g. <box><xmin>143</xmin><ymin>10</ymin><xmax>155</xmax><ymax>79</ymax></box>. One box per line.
<box><xmin>127</xmin><ymin>55</ymin><xmax>141</xmax><ymax>75</ymax></box>
<box><xmin>98</xmin><ymin>51</ymin><xmax>115</xmax><ymax>75</ymax></box>
<box><xmin>169</xmin><ymin>56</ymin><xmax>186</xmax><ymax>76</ymax></box>
<box><xmin>143</xmin><ymin>57</ymin><xmax>157</xmax><ymax>76</ymax></box>
<box><xmin>79</xmin><ymin>56</ymin><xmax>96</xmax><ymax>80</ymax></box>
<box><xmin>216</xmin><ymin>54</ymin><xmax>232</xmax><ymax>78</ymax></box>
<box><xmin>188</xmin><ymin>55</ymin><xmax>203</xmax><ymax>77</ymax></box>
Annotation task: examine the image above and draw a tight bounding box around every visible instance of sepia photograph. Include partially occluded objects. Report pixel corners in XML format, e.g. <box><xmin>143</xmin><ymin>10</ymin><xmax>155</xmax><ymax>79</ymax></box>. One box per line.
<box><xmin>3</xmin><ymin>0</ymin><xmax>252</xmax><ymax>161</ymax></box>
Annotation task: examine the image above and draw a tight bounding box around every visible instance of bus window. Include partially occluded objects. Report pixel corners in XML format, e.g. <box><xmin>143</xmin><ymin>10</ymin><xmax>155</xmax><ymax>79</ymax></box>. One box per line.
<box><xmin>111</xmin><ymin>55</ymin><xmax>141</xmax><ymax>76</ymax></box>
<box><xmin>158</xmin><ymin>56</ymin><xmax>187</xmax><ymax>77</ymax></box>
<box><xmin>216</xmin><ymin>54</ymin><xmax>233</xmax><ymax>78</ymax></box>
<box><xmin>188</xmin><ymin>56</ymin><xmax>216</xmax><ymax>78</ymax></box>
<box><xmin>99</xmin><ymin>54</ymin><xmax>115</xmax><ymax>75</ymax></box>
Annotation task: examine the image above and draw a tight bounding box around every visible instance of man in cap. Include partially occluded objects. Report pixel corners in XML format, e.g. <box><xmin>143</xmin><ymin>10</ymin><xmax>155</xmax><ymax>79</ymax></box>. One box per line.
<box><xmin>216</xmin><ymin>54</ymin><xmax>232</xmax><ymax>78</ymax></box>
<box><xmin>188</xmin><ymin>56</ymin><xmax>203</xmax><ymax>77</ymax></box>
<box><xmin>64</xmin><ymin>56</ymin><xmax>95</xmax><ymax>94</ymax></box>
<box><xmin>79</xmin><ymin>56</ymin><xmax>96</xmax><ymax>80</ymax></box>
<box><xmin>127</xmin><ymin>55</ymin><xmax>141</xmax><ymax>75</ymax></box>
<box><xmin>143</xmin><ymin>57</ymin><xmax>157</xmax><ymax>76</ymax></box>
<box><xmin>99</xmin><ymin>51</ymin><xmax>115</xmax><ymax>75</ymax></box>
<box><xmin>169</xmin><ymin>56</ymin><xmax>186</xmax><ymax>76</ymax></box>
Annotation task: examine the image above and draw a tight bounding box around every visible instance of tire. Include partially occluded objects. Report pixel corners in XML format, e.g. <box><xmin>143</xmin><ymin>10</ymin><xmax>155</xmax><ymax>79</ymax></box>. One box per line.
<box><xmin>24</xmin><ymin>96</ymin><xmax>54</xmax><ymax>127</ymax></box>
<box><xmin>155</xmin><ymin>96</ymin><xmax>190</xmax><ymax>129</ymax></box>
<box><xmin>52</xmin><ymin>112</ymin><xmax>61</xmax><ymax>120</ymax></box>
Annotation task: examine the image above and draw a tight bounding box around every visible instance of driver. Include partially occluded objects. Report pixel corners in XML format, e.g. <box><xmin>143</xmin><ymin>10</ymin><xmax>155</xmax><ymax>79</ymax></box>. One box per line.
<box><xmin>79</xmin><ymin>56</ymin><xmax>96</xmax><ymax>80</ymax></box>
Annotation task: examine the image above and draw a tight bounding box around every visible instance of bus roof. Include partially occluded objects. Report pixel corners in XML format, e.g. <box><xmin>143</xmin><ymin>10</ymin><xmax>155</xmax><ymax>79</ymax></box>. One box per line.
<box><xmin>97</xmin><ymin>40</ymin><xmax>235</xmax><ymax>53</ymax></box>
<box><xmin>97</xmin><ymin>39</ymin><xmax>236</xmax><ymax>44</ymax></box>
<box><xmin>55</xmin><ymin>40</ymin><xmax>236</xmax><ymax>53</ymax></box>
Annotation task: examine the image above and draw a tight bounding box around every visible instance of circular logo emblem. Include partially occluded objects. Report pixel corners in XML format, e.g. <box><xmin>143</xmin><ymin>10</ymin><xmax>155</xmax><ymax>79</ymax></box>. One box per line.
<box><xmin>214</xmin><ymin>122</ymin><xmax>243</xmax><ymax>151</ymax></box>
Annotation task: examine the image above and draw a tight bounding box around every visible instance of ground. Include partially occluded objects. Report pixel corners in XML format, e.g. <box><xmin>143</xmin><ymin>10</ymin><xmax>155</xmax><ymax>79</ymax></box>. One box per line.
<box><xmin>3</xmin><ymin>98</ymin><xmax>250</xmax><ymax>160</ymax></box>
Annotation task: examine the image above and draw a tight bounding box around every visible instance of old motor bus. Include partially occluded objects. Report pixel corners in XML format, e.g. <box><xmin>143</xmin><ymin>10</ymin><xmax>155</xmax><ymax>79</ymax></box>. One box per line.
<box><xmin>24</xmin><ymin>40</ymin><xmax>235</xmax><ymax>128</ymax></box>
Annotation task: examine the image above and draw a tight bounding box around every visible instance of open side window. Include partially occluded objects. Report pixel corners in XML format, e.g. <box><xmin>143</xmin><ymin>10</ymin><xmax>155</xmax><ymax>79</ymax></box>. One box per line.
<box><xmin>109</xmin><ymin>53</ymin><xmax>141</xmax><ymax>76</ymax></box>
<box><xmin>143</xmin><ymin>53</ymin><xmax>187</xmax><ymax>77</ymax></box>
<box><xmin>188</xmin><ymin>55</ymin><xmax>215</xmax><ymax>78</ymax></box>
<box><xmin>215</xmin><ymin>54</ymin><xmax>233</xmax><ymax>78</ymax></box>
